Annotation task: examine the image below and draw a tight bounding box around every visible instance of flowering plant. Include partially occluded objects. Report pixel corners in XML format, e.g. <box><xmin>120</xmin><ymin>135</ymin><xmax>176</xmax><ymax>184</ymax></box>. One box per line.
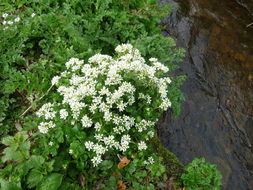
<box><xmin>36</xmin><ymin>44</ymin><xmax>178</xmax><ymax>167</ymax></box>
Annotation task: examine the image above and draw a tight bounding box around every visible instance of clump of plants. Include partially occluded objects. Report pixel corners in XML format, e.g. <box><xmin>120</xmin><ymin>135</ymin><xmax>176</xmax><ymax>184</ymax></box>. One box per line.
<box><xmin>37</xmin><ymin>44</ymin><xmax>177</xmax><ymax>166</ymax></box>
<box><xmin>181</xmin><ymin>158</ymin><xmax>222</xmax><ymax>190</ymax></box>
<box><xmin>0</xmin><ymin>44</ymin><xmax>184</xmax><ymax>189</ymax></box>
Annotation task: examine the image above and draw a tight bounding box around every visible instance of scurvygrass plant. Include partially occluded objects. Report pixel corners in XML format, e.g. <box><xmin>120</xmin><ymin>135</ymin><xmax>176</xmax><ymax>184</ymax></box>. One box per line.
<box><xmin>37</xmin><ymin>44</ymin><xmax>179</xmax><ymax>167</ymax></box>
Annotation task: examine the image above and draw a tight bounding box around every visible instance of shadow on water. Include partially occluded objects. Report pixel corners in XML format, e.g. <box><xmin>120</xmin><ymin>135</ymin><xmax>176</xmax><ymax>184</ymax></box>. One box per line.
<box><xmin>158</xmin><ymin>0</ymin><xmax>253</xmax><ymax>189</ymax></box>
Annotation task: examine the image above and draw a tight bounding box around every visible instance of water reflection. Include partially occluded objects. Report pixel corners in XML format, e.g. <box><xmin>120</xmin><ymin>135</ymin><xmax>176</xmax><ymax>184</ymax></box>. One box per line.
<box><xmin>158</xmin><ymin>0</ymin><xmax>253</xmax><ymax>189</ymax></box>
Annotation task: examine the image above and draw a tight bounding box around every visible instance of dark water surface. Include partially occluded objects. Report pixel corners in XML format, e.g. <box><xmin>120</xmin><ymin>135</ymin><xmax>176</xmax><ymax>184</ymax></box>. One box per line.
<box><xmin>158</xmin><ymin>0</ymin><xmax>253</xmax><ymax>189</ymax></box>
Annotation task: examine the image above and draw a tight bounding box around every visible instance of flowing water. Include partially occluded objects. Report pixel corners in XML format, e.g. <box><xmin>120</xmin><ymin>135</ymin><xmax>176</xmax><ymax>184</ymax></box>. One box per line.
<box><xmin>158</xmin><ymin>0</ymin><xmax>253</xmax><ymax>189</ymax></box>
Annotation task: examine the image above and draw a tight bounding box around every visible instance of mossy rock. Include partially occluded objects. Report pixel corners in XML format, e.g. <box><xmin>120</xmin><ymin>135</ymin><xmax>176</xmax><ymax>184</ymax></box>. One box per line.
<box><xmin>150</xmin><ymin>134</ymin><xmax>184</xmax><ymax>177</ymax></box>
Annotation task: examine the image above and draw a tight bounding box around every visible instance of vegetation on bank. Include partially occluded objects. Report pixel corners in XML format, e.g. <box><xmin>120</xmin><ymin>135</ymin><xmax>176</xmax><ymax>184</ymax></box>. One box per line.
<box><xmin>0</xmin><ymin>0</ymin><xmax>222</xmax><ymax>189</ymax></box>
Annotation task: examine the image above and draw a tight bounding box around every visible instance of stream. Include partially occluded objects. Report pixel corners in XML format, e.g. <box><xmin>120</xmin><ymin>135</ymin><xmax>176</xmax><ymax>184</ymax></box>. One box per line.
<box><xmin>158</xmin><ymin>0</ymin><xmax>253</xmax><ymax>189</ymax></box>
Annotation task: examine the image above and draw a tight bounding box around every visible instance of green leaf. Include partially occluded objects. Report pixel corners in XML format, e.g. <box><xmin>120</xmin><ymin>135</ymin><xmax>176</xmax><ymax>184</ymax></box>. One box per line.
<box><xmin>2</xmin><ymin>147</ymin><xmax>23</xmax><ymax>162</ymax></box>
<box><xmin>107</xmin><ymin>175</ymin><xmax>116</xmax><ymax>189</ymax></box>
<box><xmin>0</xmin><ymin>179</ymin><xmax>22</xmax><ymax>190</ymax></box>
<box><xmin>37</xmin><ymin>173</ymin><xmax>63</xmax><ymax>190</ymax></box>
<box><xmin>19</xmin><ymin>141</ymin><xmax>31</xmax><ymax>152</ymax></box>
<box><xmin>15</xmin><ymin>132</ymin><xmax>29</xmax><ymax>143</ymax></box>
<box><xmin>29</xmin><ymin>155</ymin><xmax>45</xmax><ymax>168</ymax></box>
<box><xmin>2</xmin><ymin>136</ymin><xmax>14</xmax><ymax>146</ymax></box>
<box><xmin>27</xmin><ymin>169</ymin><xmax>44</xmax><ymax>188</ymax></box>
<box><xmin>45</xmin><ymin>160</ymin><xmax>55</xmax><ymax>173</ymax></box>
<box><xmin>127</xmin><ymin>164</ymin><xmax>136</xmax><ymax>174</ymax></box>
<box><xmin>100</xmin><ymin>160</ymin><xmax>113</xmax><ymax>170</ymax></box>
<box><xmin>15</xmin><ymin>161</ymin><xmax>33</xmax><ymax>176</ymax></box>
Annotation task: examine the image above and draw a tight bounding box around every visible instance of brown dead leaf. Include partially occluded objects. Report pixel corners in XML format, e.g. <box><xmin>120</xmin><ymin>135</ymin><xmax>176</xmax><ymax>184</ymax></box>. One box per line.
<box><xmin>131</xmin><ymin>153</ymin><xmax>137</xmax><ymax>159</ymax></box>
<box><xmin>117</xmin><ymin>180</ymin><xmax>126</xmax><ymax>190</ymax></box>
<box><xmin>117</xmin><ymin>154</ymin><xmax>130</xmax><ymax>169</ymax></box>
<box><xmin>112</xmin><ymin>172</ymin><xmax>120</xmax><ymax>178</ymax></box>
<box><xmin>183</xmin><ymin>186</ymin><xmax>186</xmax><ymax>190</ymax></box>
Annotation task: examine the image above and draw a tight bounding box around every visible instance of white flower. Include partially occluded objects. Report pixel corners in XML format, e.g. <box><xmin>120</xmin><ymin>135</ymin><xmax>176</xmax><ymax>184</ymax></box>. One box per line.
<box><xmin>138</xmin><ymin>93</ymin><xmax>145</xmax><ymax>99</ymax></box>
<box><xmin>3</xmin><ymin>27</ymin><xmax>8</xmax><ymax>31</ymax></box>
<box><xmin>143</xmin><ymin>161</ymin><xmax>149</xmax><ymax>165</ymax></box>
<box><xmin>38</xmin><ymin>123</ymin><xmax>48</xmax><ymax>134</ymax></box>
<box><xmin>113</xmin><ymin>127</ymin><xmax>120</xmax><ymax>134</ymax></box>
<box><xmin>36</xmin><ymin>103</ymin><xmax>56</xmax><ymax>120</ymax></box>
<box><xmin>69</xmin><ymin>149</ymin><xmax>73</xmax><ymax>154</ymax></box>
<box><xmin>59</xmin><ymin>109</ymin><xmax>68</xmax><ymax>119</ymax></box>
<box><xmin>128</xmin><ymin>95</ymin><xmax>135</xmax><ymax>105</ymax></box>
<box><xmin>120</xmin><ymin>141</ymin><xmax>129</xmax><ymax>152</ymax></box>
<box><xmin>3</xmin><ymin>20</ymin><xmax>6</xmax><ymax>25</ymax></box>
<box><xmin>7</xmin><ymin>21</ymin><xmax>13</xmax><ymax>25</ymax></box>
<box><xmin>89</xmin><ymin>104</ymin><xmax>97</xmax><ymax>114</ymax></box>
<box><xmin>93</xmin><ymin>143</ymin><xmax>107</xmax><ymax>154</ymax></box>
<box><xmin>113</xmin><ymin>115</ymin><xmax>121</xmax><ymax>125</ymax></box>
<box><xmin>85</xmin><ymin>141</ymin><xmax>94</xmax><ymax>151</ymax></box>
<box><xmin>164</xmin><ymin>77</ymin><xmax>172</xmax><ymax>84</ymax></box>
<box><xmin>2</xmin><ymin>13</ymin><xmax>8</xmax><ymax>18</ymax></box>
<box><xmin>115</xmin><ymin>44</ymin><xmax>133</xmax><ymax>53</ymax></box>
<box><xmin>94</xmin><ymin>122</ymin><xmax>102</xmax><ymax>131</ymax></box>
<box><xmin>51</xmin><ymin>76</ymin><xmax>61</xmax><ymax>85</ymax></box>
<box><xmin>148</xmin><ymin>131</ymin><xmax>154</xmax><ymax>138</ymax></box>
<box><xmin>31</xmin><ymin>13</ymin><xmax>36</xmax><ymax>18</ymax></box>
<box><xmin>148</xmin><ymin>156</ymin><xmax>154</xmax><ymax>164</ymax></box>
<box><xmin>146</xmin><ymin>95</ymin><xmax>152</xmax><ymax>104</ymax></box>
<box><xmin>149</xmin><ymin>58</ymin><xmax>158</xmax><ymax>62</ymax></box>
<box><xmin>38</xmin><ymin>121</ymin><xmax>55</xmax><ymax>134</ymax></box>
<box><xmin>99</xmin><ymin>87</ymin><xmax>110</xmax><ymax>96</ymax></box>
<box><xmin>122</xmin><ymin>134</ymin><xmax>131</xmax><ymax>142</ymax></box>
<box><xmin>81</xmin><ymin>115</ymin><xmax>93</xmax><ymax>127</ymax></box>
<box><xmin>117</xmin><ymin>100</ymin><xmax>127</xmax><ymax>112</ymax></box>
<box><xmin>94</xmin><ymin>134</ymin><xmax>103</xmax><ymax>141</ymax></box>
<box><xmin>159</xmin><ymin>98</ymin><xmax>172</xmax><ymax>110</ymax></box>
<box><xmin>103</xmin><ymin>135</ymin><xmax>115</xmax><ymax>148</ymax></box>
<box><xmin>113</xmin><ymin>141</ymin><xmax>120</xmax><ymax>150</ymax></box>
<box><xmin>138</xmin><ymin>141</ymin><xmax>147</xmax><ymax>151</ymax></box>
<box><xmin>47</xmin><ymin>121</ymin><xmax>56</xmax><ymax>128</ymax></box>
<box><xmin>119</xmin><ymin>135</ymin><xmax>131</xmax><ymax>152</ymax></box>
<box><xmin>14</xmin><ymin>17</ymin><xmax>20</xmax><ymax>22</ymax></box>
<box><xmin>49</xmin><ymin>141</ymin><xmax>54</xmax><ymax>146</ymax></box>
<box><xmin>91</xmin><ymin>155</ymin><xmax>102</xmax><ymax>167</ymax></box>
<box><xmin>103</xmin><ymin>111</ymin><xmax>112</xmax><ymax>122</ymax></box>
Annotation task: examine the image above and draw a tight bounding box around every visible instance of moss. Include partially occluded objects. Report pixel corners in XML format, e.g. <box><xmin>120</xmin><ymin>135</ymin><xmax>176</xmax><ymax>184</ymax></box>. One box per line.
<box><xmin>150</xmin><ymin>134</ymin><xmax>184</xmax><ymax>177</ymax></box>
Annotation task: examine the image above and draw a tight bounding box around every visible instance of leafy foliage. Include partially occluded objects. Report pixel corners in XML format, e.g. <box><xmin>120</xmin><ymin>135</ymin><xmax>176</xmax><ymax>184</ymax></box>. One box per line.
<box><xmin>0</xmin><ymin>0</ymin><xmax>184</xmax><ymax>137</ymax></box>
<box><xmin>181</xmin><ymin>158</ymin><xmax>222</xmax><ymax>190</ymax></box>
<box><xmin>0</xmin><ymin>131</ymin><xmax>175</xmax><ymax>189</ymax></box>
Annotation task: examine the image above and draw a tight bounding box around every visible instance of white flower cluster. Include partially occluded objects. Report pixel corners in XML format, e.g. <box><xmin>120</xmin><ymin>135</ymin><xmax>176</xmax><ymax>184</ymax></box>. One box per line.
<box><xmin>38</xmin><ymin>121</ymin><xmax>55</xmax><ymax>134</ymax></box>
<box><xmin>143</xmin><ymin>156</ymin><xmax>155</xmax><ymax>165</ymax></box>
<box><xmin>138</xmin><ymin>141</ymin><xmax>147</xmax><ymax>151</ymax></box>
<box><xmin>2</xmin><ymin>12</ymin><xmax>36</xmax><ymax>31</ymax></box>
<box><xmin>59</xmin><ymin>109</ymin><xmax>68</xmax><ymax>119</ymax></box>
<box><xmin>36</xmin><ymin>103</ymin><xmax>56</xmax><ymax>120</ymax></box>
<box><xmin>37</xmin><ymin>44</ymin><xmax>173</xmax><ymax>167</ymax></box>
<box><xmin>2</xmin><ymin>13</ymin><xmax>20</xmax><ymax>30</ymax></box>
<box><xmin>51</xmin><ymin>76</ymin><xmax>61</xmax><ymax>85</ymax></box>
<box><xmin>36</xmin><ymin>103</ymin><xmax>57</xmax><ymax>133</ymax></box>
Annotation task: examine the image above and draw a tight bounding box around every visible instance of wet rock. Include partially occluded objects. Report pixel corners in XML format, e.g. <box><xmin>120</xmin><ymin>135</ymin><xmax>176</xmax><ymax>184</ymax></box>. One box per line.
<box><xmin>158</xmin><ymin>0</ymin><xmax>253</xmax><ymax>189</ymax></box>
